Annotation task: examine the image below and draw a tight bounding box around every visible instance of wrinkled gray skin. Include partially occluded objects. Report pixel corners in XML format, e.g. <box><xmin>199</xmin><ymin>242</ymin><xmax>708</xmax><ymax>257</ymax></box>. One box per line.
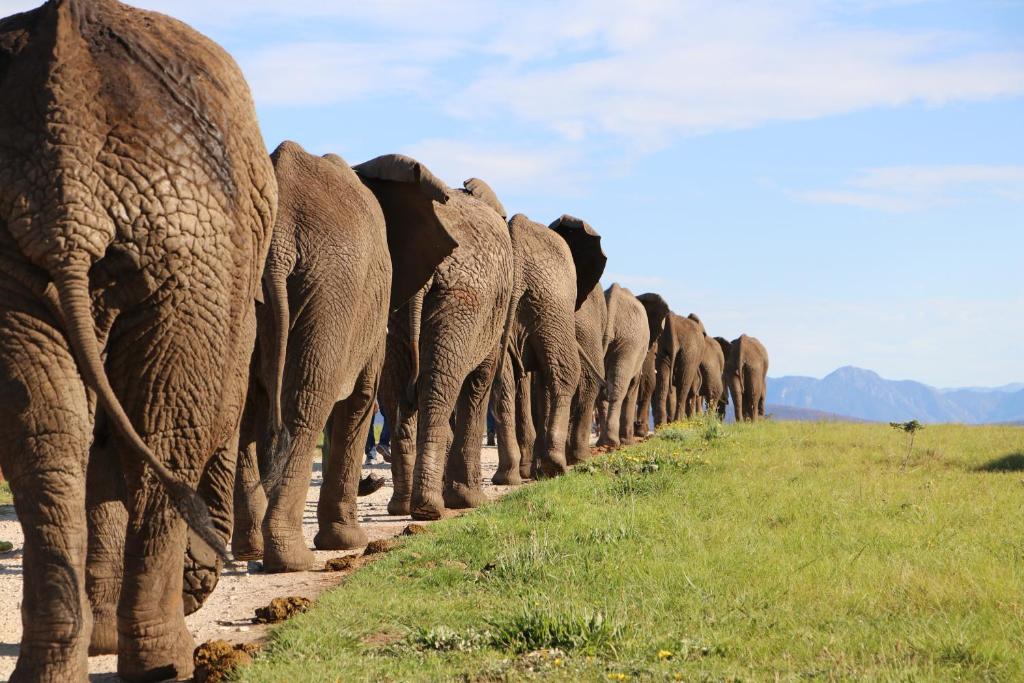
<box><xmin>651</xmin><ymin>311</ymin><xmax>706</xmax><ymax>426</ymax></box>
<box><xmin>491</xmin><ymin>211</ymin><xmax>606</xmax><ymax>484</ymax></box>
<box><xmin>373</xmin><ymin>173</ymin><xmax>514</xmax><ymax>520</ymax></box>
<box><xmin>565</xmin><ymin>283</ymin><xmax>607</xmax><ymax>464</ymax></box>
<box><xmin>597</xmin><ymin>285</ymin><xmax>650</xmax><ymax>448</ymax></box>
<box><xmin>697</xmin><ymin>335</ymin><xmax>726</xmax><ymax>415</ymax></box>
<box><xmin>0</xmin><ymin>1</ymin><xmax>276</xmax><ymax>680</ymax></box>
<box><xmin>726</xmin><ymin>334</ymin><xmax>769</xmax><ymax>422</ymax></box>
<box><xmin>229</xmin><ymin>144</ymin><xmax>453</xmax><ymax>572</ymax></box>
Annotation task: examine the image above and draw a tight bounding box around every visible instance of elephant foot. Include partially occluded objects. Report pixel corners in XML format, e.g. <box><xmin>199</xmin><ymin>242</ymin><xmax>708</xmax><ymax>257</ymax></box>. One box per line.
<box><xmin>10</xmin><ymin>649</ymin><xmax>88</xmax><ymax>683</ymax></box>
<box><xmin>518</xmin><ymin>464</ymin><xmax>534</xmax><ymax>481</ymax></box>
<box><xmin>261</xmin><ymin>534</ymin><xmax>315</xmax><ymax>573</ymax></box>
<box><xmin>567</xmin><ymin>446</ymin><xmax>591</xmax><ymax>465</ymax></box>
<box><xmin>89</xmin><ymin>610</ymin><xmax>118</xmax><ymax>655</ymax></box>
<box><xmin>314</xmin><ymin>523</ymin><xmax>368</xmax><ymax>551</ymax></box>
<box><xmin>231</xmin><ymin>526</ymin><xmax>264</xmax><ymax>561</ymax></box>
<box><xmin>117</xmin><ymin>621</ymin><xmax>194</xmax><ymax>683</ymax></box>
<box><xmin>387</xmin><ymin>495</ymin><xmax>411</xmax><ymax>516</ymax></box>
<box><xmin>410</xmin><ymin>492</ymin><xmax>445</xmax><ymax>521</ymax></box>
<box><xmin>538</xmin><ymin>458</ymin><xmax>569</xmax><ymax>479</ymax></box>
<box><xmin>492</xmin><ymin>468</ymin><xmax>522</xmax><ymax>486</ymax></box>
<box><xmin>443</xmin><ymin>483</ymin><xmax>486</xmax><ymax>510</ymax></box>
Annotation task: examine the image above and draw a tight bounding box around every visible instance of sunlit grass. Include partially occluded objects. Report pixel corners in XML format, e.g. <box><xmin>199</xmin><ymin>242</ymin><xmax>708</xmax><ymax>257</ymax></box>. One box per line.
<box><xmin>240</xmin><ymin>419</ymin><xmax>1024</xmax><ymax>681</ymax></box>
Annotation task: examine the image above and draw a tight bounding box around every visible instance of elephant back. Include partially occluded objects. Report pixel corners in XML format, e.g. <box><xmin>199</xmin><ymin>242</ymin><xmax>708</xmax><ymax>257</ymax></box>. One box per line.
<box><xmin>462</xmin><ymin>177</ymin><xmax>507</xmax><ymax>220</ymax></box>
<box><xmin>637</xmin><ymin>293</ymin><xmax>670</xmax><ymax>349</ymax></box>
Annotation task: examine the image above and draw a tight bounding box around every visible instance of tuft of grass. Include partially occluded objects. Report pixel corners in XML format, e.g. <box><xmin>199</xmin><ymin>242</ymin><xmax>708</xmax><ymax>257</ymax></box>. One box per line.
<box><xmin>487</xmin><ymin>605</ymin><xmax>622</xmax><ymax>655</ymax></box>
<box><xmin>239</xmin><ymin>421</ymin><xmax>1024</xmax><ymax>682</ymax></box>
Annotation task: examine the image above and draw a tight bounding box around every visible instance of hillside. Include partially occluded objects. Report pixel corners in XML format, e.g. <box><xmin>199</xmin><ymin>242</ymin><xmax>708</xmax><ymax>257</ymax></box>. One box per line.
<box><xmin>768</xmin><ymin>366</ymin><xmax>1024</xmax><ymax>424</ymax></box>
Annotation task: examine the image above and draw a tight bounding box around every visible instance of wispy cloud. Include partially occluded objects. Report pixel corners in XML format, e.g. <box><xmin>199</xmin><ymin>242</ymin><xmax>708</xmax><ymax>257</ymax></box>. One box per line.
<box><xmin>792</xmin><ymin>164</ymin><xmax>1024</xmax><ymax>211</ymax></box>
<box><xmin>401</xmin><ymin>138</ymin><xmax>587</xmax><ymax>196</ymax></box>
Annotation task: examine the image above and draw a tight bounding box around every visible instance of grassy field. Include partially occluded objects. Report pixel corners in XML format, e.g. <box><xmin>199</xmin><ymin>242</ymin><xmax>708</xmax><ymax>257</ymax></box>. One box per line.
<box><xmin>240</xmin><ymin>420</ymin><xmax>1023</xmax><ymax>682</ymax></box>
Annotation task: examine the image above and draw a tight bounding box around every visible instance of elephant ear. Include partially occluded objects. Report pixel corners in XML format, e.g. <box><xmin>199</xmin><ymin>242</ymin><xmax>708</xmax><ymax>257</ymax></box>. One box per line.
<box><xmin>714</xmin><ymin>336</ymin><xmax>731</xmax><ymax>361</ymax></box>
<box><xmin>463</xmin><ymin>177</ymin><xmax>507</xmax><ymax>219</ymax></box>
<box><xmin>354</xmin><ymin>154</ymin><xmax>459</xmax><ymax>309</ymax></box>
<box><xmin>549</xmin><ymin>214</ymin><xmax>607</xmax><ymax>310</ymax></box>
<box><xmin>636</xmin><ymin>293</ymin><xmax>670</xmax><ymax>348</ymax></box>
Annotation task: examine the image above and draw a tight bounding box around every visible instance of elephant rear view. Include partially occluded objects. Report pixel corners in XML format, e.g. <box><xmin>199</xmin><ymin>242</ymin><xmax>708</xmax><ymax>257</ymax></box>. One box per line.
<box><xmin>361</xmin><ymin>160</ymin><xmax>513</xmax><ymax>520</ymax></box>
<box><xmin>726</xmin><ymin>335</ymin><xmax>769</xmax><ymax>421</ymax></box>
<box><xmin>0</xmin><ymin>1</ymin><xmax>276</xmax><ymax>680</ymax></box>
<box><xmin>650</xmin><ymin>311</ymin><xmax>705</xmax><ymax>426</ymax></box>
<box><xmin>229</xmin><ymin>143</ymin><xmax>458</xmax><ymax>573</ymax></box>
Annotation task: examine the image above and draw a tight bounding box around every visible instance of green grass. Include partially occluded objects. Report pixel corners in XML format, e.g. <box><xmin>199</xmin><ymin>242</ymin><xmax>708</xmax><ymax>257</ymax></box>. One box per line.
<box><xmin>0</xmin><ymin>480</ymin><xmax>11</xmax><ymax>506</ymax></box>
<box><xmin>240</xmin><ymin>419</ymin><xmax>1024</xmax><ymax>682</ymax></box>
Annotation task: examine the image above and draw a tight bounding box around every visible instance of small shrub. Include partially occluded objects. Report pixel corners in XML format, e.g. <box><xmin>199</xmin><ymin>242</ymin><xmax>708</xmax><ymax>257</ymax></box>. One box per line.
<box><xmin>656</xmin><ymin>426</ymin><xmax>692</xmax><ymax>443</ymax></box>
<box><xmin>487</xmin><ymin>606</ymin><xmax>623</xmax><ymax>655</ymax></box>
<box><xmin>410</xmin><ymin>625</ymin><xmax>492</xmax><ymax>652</ymax></box>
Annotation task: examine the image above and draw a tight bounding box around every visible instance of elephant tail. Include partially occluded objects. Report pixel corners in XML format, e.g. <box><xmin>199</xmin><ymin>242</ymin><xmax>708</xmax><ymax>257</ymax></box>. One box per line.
<box><xmin>53</xmin><ymin>265</ymin><xmax>227</xmax><ymax>559</ymax></box>
<box><xmin>256</xmin><ymin>264</ymin><xmax>293</xmax><ymax>497</ymax></box>
<box><xmin>405</xmin><ymin>287</ymin><xmax>425</xmax><ymax>405</ymax></box>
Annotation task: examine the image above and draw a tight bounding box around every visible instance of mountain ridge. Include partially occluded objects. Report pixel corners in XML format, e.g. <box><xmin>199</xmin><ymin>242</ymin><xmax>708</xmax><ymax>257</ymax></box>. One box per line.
<box><xmin>767</xmin><ymin>366</ymin><xmax>1024</xmax><ymax>424</ymax></box>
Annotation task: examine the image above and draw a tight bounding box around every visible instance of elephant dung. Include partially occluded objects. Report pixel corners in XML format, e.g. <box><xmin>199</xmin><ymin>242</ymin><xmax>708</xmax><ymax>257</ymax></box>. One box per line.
<box><xmin>401</xmin><ymin>523</ymin><xmax>430</xmax><ymax>536</ymax></box>
<box><xmin>254</xmin><ymin>596</ymin><xmax>312</xmax><ymax>624</ymax></box>
<box><xmin>323</xmin><ymin>556</ymin><xmax>358</xmax><ymax>572</ymax></box>
<box><xmin>363</xmin><ymin>539</ymin><xmax>397</xmax><ymax>556</ymax></box>
<box><xmin>193</xmin><ymin>640</ymin><xmax>260</xmax><ymax>683</ymax></box>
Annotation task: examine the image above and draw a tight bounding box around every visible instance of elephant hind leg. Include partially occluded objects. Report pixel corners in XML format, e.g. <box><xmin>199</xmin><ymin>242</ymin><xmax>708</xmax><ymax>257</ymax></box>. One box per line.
<box><xmin>315</xmin><ymin>345</ymin><xmax>384</xmax><ymax>550</ymax></box>
<box><xmin>0</xmin><ymin>300</ymin><xmax>94</xmax><ymax>683</ymax></box>
<box><xmin>444</xmin><ymin>354</ymin><xmax>498</xmax><ymax>509</ymax></box>
<box><xmin>232</xmin><ymin>369</ymin><xmax>267</xmax><ymax>561</ymax></box>
<box><xmin>491</xmin><ymin>352</ymin><xmax>523</xmax><ymax>485</ymax></box>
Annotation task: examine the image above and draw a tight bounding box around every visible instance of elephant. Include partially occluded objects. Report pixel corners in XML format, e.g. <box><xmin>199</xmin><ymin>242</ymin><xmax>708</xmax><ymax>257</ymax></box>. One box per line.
<box><xmin>565</xmin><ymin>282</ymin><xmax>607</xmax><ymax>464</ymax></box>
<box><xmin>0</xmin><ymin>1</ymin><xmax>276</xmax><ymax>680</ymax></box>
<box><xmin>648</xmin><ymin>310</ymin><xmax>706</xmax><ymax>427</ymax></box>
<box><xmin>490</xmin><ymin>211</ymin><xmax>606</xmax><ymax>484</ymax></box>
<box><xmin>228</xmin><ymin>143</ymin><xmax>454</xmax><ymax>573</ymax></box>
<box><xmin>369</xmin><ymin>164</ymin><xmax>514</xmax><ymax>520</ymax></box>
<box><xmin>697</xmin><ymin>334</ymin><xmax>726</xmax><ymax>415</ymax></box>
<box><xmin>726</xmin><ymin>334</ymin><xmax>769</xmax><ymax>422</ymax></box>
<box><xmin>631</xmin><ymin>294</ymin><xmax>670</xmax><ymax>437</ymax></box>
<box><xmin>597</xmin><ymin>285</ymin><xmax>661</xmax><ymax>448</ymax></box>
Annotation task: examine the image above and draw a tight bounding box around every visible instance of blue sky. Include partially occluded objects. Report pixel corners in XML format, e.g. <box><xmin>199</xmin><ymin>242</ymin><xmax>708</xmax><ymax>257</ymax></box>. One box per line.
<box><xmin>3</xmin><ymin>0</ymin><xmax>1022</xmax><ymax>387</ymax></box>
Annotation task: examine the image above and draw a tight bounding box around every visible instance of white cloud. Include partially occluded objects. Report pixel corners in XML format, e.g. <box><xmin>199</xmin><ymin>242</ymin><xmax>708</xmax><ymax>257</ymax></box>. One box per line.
<box><xmin>3</xmin><ymin>1</ymin><xmax>1021</xmax><ymax>146</ymax></box>
<box><xmin>401</xmin><ymin>138</ymin><xmax>587</xmax><ymax>196</ymax></box>
<box><xmin>792</xmin><ymin>164</ymin><xmax>1024</xmax><ymax>211</ymax></box>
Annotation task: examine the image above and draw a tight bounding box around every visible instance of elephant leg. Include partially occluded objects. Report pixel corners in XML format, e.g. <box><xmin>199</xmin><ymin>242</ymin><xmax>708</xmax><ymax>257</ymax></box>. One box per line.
<box><xmin>567</xmin><ymin>373</ymin><xmax>599</xmax><ymax>464</ymax></box>
<box><xmin>634</xmin><ymin>352</ymin><xmax>655</xmax><ymax>438</ymax></box>
<box><xmin>380</xmin><ymin>327</ymin><xmax>417</xmax><ymax>516</ymax></box>
<box><xmin>231</xmin><ymin>377</ymin><xmax>266</xmax><ymax>560</ymax></box>
<box><xmin>516</xmin><ymin>374</ymin><xmax>536</xmax><ymax>480</ymax></box>
<box><xmin>728</xmin><ymin>372</ymin><xmax>743</xmax><ymax>422</ymax></box>
<box><xmin>598</xmin><ymin>350</ymin><xmax>630</xmax><ymax>448</ymax></box>
<box><xmin>113</xmin><ymin>312</ymin><xmax>251</xmax><ymax>681</ymax></box>
<box><xmin>652</xmin><ymin>352</ymin><xmax>673</xmax><ymax>427</ymax></box>
<box><xmin>491</xmin><ymin>352</ymin><xmax>522</xmax><ymax>485</ymax></box>
<box><xmin>86</xmin><ymin>414</ymin><xmax>127</xmax><ymax>657</ymax></box>
<box><xmin>444</xmin><ymin>355</ymin><xmax>497</xmax><ymax>508</ymax></box>
<box><xmin>0</xmin><ymin>301</ymin><xmax>93</xmax><ymax>683</ymax></box>
<box><xmin>528</xmin><ymin>326</ymin><xmax>579</xmax><ymax>479</ymax></box>
<box><xmin>315</xmin><ymin>345</ymin><xmax>383</xmax><ymax>550</ymax></box>
<box><xmin>620</xmin><ymin>377</ymin><xmax>640</xmax><ymax>444</ymax></box>
<box><xmin>182</xmin><ymin>430</ymin><xmax>239</xmax><ymax>615</ymax></box>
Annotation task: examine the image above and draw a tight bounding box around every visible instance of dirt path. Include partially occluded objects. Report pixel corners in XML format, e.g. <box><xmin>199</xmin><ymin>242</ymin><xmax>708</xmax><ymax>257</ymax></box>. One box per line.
<box><xmin>0</xmin><ymin>444</ymin><xmax>515</xmax><ymax>681</ymax></box>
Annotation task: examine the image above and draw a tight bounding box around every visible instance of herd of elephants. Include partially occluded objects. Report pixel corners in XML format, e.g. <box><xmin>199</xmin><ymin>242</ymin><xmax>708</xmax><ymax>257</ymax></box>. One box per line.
<box><xmin>0</xmin><ymin>1</ymin><xmax>770</xmax><ymax>681</ymax></box>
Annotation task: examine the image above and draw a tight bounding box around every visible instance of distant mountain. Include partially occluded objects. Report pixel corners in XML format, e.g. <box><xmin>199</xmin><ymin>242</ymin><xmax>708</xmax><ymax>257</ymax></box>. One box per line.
<box><xmin>767</xmin><ymin>366</ymin><xmax>1024</xmax><ymax>424</ymax></box>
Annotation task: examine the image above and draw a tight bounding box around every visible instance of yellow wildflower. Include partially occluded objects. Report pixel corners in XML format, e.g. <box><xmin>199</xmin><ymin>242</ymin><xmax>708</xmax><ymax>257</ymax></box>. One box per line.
<box><xmin>658</xmin><ymin>649</ymin><xmax>674</xmax><ymax>660</ymax></box>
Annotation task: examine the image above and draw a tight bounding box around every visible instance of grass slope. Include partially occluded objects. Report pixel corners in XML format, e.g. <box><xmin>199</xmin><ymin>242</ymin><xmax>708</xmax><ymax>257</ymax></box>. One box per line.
<box><xmin>240</xmin><ymin>420</ymin><xmax>1024</xmax><ymax>682</ymax></box>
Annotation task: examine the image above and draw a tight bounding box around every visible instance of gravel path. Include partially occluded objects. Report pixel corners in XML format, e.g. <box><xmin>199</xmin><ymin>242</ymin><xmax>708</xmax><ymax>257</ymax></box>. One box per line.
<box><xmin>0</xmin><ymin>444</ymin><xmax>514</xmax><ymax>681</ymax></box>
